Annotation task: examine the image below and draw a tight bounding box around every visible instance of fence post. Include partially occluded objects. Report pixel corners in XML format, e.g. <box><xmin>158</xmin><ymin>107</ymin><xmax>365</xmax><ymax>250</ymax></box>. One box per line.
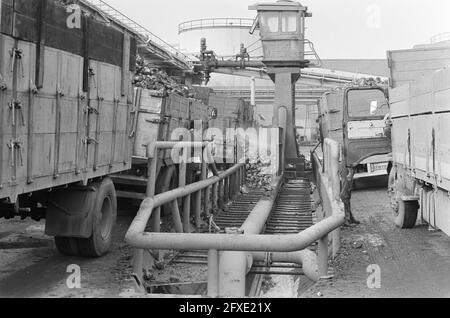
<box><xmin>218</xmin><ymin>180</ymin><xmax>224</xmax><ymax>209</ymax></box>
<box><xmin>212</xmin><ymin>182</ymin><xmax>218</xmax><ymax>214</ymax></box>
<box><xmin>202</xmin><ymin>147</ymin><xmax>209</xmax><ymax>216</ymax></box>
<box><xmin>224</xmin><ymin>177</ymin><xmax>229</xmax><ymax>204</ymax></box>
<box><xmin>171</xmin><ymin>200</ymin><xmax>184</xmax><ymax>233</ymax></box>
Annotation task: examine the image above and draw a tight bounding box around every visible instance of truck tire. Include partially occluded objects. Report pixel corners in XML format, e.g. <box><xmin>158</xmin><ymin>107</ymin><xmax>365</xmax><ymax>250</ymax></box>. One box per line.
<box><xmin>77</xmin><ymin>178</ymin><xmax>117</xmax><ymax>257</ymax></box>
<box><xmin>394</xmin><ymin>199</ymin><xmax>419</xmax><ymax>229</ymax></box>
<box><xmin>54</xmin><ymin>237</ymin><xmax>80</xmax><ymax>256</ymax></box>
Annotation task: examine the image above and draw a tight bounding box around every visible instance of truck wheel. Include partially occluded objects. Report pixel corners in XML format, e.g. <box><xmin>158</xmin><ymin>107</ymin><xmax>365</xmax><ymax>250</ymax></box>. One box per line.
<box><xmin>54</xmin><ymin>237</ymin><xmax>80</xmax><ymax>256</ymax></box>
<box><xmin>394</xmin><ymin>199</ymin><xmax>419</xmax><ymax>229</ymax></box>
<box><xmin>78</xmin><ymin>178</ymin><xmax>117</xmax><ymax>257</ymax></box>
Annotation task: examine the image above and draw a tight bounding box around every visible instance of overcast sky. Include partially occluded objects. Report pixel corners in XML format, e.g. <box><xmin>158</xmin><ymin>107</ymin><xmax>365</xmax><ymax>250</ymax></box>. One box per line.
<box><xmin>106</xmin><ymin>0</ymin><xmax>450</xmax><ymax>59</ymax></box>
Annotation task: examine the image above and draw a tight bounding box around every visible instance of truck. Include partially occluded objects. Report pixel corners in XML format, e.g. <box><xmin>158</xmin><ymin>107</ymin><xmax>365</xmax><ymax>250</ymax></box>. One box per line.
<box><xmin>112</xmin><ymin>88</ymin><xmax>255</xmax><ymax>204</ymax></box>
<box><xmin>317</xmin><ymin>85</ymin><xmax>391</xmax><ymax>223</ymax></box>
<box><xmin>318</xmin><ymin>86</ymin><xmax>391</xmax><ymax>182</ymax></box>
<box><xmin>388</xmin><ymin>66</ymin><xmax>450</xmax><ymax>236</ymax></box>
<box><xmin>0</xmin><ymin>0</ymin><xmax>138</xmax><ymax>257</ymax></box>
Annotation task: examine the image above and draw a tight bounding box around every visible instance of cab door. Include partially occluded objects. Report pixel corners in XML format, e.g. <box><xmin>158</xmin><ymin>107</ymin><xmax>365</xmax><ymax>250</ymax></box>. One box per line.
<box><xmin>343</xmin><ymin>87</ymin><xmax>391</xmax><ymax>167</ymax></box>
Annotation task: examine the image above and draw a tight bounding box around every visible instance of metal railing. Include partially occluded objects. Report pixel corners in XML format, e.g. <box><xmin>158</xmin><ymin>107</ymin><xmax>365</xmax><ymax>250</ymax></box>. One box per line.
<box><xmin>80</xmin><ymin>0</ymin><xmax>196</xmax><ymax>68</ymax></box>
<box><xmin>125</xmin><ymin>141</ymin><xmax>246</xmax><ymax>293</ymax></box>
<box><xmin>179</xmin><ymin>18</ymin><xmax>255</xmax><ymax>34</ymax></box>
<box><xmin>126</xmin><ymin>137</ymin><xmax>345</xmax><ymax>296</ymax></box>
<box><xmin>431</xmin><ymin>32</ymin><xmax>450</xmax><ymax>44</ymax></box>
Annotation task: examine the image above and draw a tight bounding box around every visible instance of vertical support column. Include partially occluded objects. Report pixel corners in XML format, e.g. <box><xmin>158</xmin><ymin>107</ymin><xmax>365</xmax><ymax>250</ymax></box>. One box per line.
<box><xmin>224</xmin><ymin>177</ymin><xmax>229</xmax><ymax>203</ymax></box>
<box><xmin>273</xmin><ymin>71</ymin><xmax>300</xmax><ymax>162</ymax></box>
<box><xmin>202</xmin><ymin>147</ymin><xmax>209</xmax><ymax>216</ymax></box>
<box><xmin>171</xmin><ymin>200</ymin><xmax>184</xmax><ymax>233</ymax></box>
<box><xmin>133</xmin><ymin>148</ymin><xmax>159</xmax><ymax>289</ymax></box>
<box><xmin>219</xmin><ymin>251</ymin><xmax>247</xmax><ymax>298</ymax></box>
<box><xmin>183</xmin><ymin>194</ymin><xmax>191</xmax><ymax>232</ymax></box>
<box><xmin>207</xmin><ymin>250</ymin><xmax>219</xmax><ymax>298</ymax></box>
<box><xmin>195</xmin><ymin>190</ymin><xmax>202</xmax><ymax>229</ymax></box>
<box><xmin>212</xmin><ymin>182</ymin><xmax>218</xmax><ymax>214</ymax></box>
<box><xmin>318</xmin><ymin>235</ymin><xmax>329</xmax><ymax>278</ymax></box>
<box><xmin>218</xmin><ymin>180</ymin><xmax>224</xmax><ymax>210</ymax></box>
<box><xmin>179</xmin><ymin>146</ymin><xmax>189</xmax><ymax>232</ymax></box>
<box><xmin>250</xmin><ymin>76</ymin><xmax>256</xmax><ymax>108</ymax></box>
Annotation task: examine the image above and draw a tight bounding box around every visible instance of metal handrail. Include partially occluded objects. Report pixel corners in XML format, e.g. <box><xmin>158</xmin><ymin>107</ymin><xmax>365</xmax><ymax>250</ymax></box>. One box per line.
<box><xmin>80</xmin><ymin>0</ymin><xmax>196</xmax><ymax>67</ymax></box>
<box><xmin>431</xmin><ymin>32</ymin><xmax>450</xmax><ymax>44</ymax></box>
<box><xmin>179</xmin><ymin>18</ymin><xmax>255</xmax><ymax>34</ymax></box>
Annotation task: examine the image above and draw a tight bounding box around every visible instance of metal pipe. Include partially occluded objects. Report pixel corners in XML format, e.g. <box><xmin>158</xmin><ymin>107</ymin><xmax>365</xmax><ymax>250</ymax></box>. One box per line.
<box><xmin>219</xmin><ymin>251</ymin><xmax>248</xmax><ymax>298</ymax></box>
<box><xmin>126</xmin><ymin>200</ymin><xmax>344</xmax><ymax>252</ymax></box>
<box><xmin>250</xmin><ymin>76</ymin><xmax>256</xmax><ymax>107</ymax></box>
<box><xmin>240</xmin><ymin>177</ymin><xmax>282</xmax><ymax>234</ymax></box>
<box><xmin>217</xmin><ymin>177</ymin><xmax>281</xmax><ymax>297</ymax></box>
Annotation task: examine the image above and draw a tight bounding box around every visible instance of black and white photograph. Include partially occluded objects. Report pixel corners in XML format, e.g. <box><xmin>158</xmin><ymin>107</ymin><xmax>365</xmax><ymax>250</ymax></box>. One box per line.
<box><xmin>0</xmin><ymin>0</ymin><xmax>449</xmax><ymax>302</ymax></box>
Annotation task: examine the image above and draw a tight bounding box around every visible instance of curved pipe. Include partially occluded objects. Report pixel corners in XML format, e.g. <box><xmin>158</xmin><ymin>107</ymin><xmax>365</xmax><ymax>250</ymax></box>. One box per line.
<box><xmin>252</xmin><ymin>250</ymin><xmax>319</xmax><ymax>282</ymax></box>
<box><xmin>126</xmin><ymin>198</ymin><xmax>344</xmax><ymax>253</ymax></box>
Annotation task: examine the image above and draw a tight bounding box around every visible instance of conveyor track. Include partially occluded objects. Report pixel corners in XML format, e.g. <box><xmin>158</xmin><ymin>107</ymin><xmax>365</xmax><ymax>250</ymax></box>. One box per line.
<box><xmin>173</xmin><ymin>178</ymin><xmax>314</xmax><ymax>265</ymax></box>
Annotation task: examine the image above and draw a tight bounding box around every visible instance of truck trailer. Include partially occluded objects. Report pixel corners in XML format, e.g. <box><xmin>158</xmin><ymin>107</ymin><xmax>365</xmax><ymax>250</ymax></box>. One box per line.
<box><xmin>0</xmin><ymin>0</ymin><xmax>138</xmax><ymax>257</ymax></box>
<box><xmin>388</xmin><ymin>66</ymin><xmax>450</xmax><ymax>236</ymax></box>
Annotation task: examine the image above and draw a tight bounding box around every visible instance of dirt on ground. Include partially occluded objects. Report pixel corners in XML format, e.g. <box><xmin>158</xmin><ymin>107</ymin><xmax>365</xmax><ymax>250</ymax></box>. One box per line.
<box><xmin>301</xmin><ymin>177</ymin><xmax>450</xmax><ymax>298</ymax></box>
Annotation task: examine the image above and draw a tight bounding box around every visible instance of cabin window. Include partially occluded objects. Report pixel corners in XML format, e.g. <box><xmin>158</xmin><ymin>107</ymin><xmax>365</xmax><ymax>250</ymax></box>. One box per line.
<box><xmin>262</xmin><ymin>13</ymin><xmax>279</xmax><ymax>33</ymax></box>
<box><xmin>281</xmin><ymin>13</ymin><xmax>298</xmax><ymax>32</ymax></box>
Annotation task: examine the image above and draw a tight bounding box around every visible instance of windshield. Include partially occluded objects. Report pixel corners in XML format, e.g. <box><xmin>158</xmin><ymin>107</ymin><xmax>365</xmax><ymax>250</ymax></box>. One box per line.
<box><xmin>347</xmin><ymin>89</ymin><xmax>388</xmax><ymax>118</ymax></box>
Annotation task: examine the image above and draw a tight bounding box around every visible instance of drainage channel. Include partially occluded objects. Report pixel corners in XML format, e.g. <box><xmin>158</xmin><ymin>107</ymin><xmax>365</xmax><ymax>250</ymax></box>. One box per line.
<box><xmin>168</xmin><ymin>178</ymin><xmax>315</xmax><ymax>296</ymax></box>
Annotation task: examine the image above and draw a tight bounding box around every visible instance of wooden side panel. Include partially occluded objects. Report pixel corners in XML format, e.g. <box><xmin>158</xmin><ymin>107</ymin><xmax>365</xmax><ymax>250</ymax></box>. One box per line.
<box><xmin>436</xmin><ymin>114</ymin><xmax>450</xmax><ymax>181</ymax></box>
<box><xmin>391</xmin><ymin>117</ymin><xmax>410</xmax><ymax>167</ymax></box>
<box><xmin>390</xmin><ymin>84</ymin><xmax>410</xmax><ymax>118</ymax></box>
<box><xmin>388</xmin><ymin>47</ymin><xmax>450</xmax><ymax>88</ymax></box>
<box><xmin>391</xmin><ymin>68</ymin><xmax>450</xmax><ymax>189</ymax></box>
<box><xmin>410</xmin><ymin>115</ymin><xmax>433</xmax><ymax>173</ymax></box>
<box><xmin>134</xmin><ymin>112</ymin><xmax>161</xmax><ymax>158</ymax></box>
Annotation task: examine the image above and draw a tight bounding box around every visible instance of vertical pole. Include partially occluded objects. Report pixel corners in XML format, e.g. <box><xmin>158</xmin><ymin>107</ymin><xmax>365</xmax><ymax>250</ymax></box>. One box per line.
<box><xmin>224</xmin><ymin>177</ymin><xmax>229</xmax><ymax>203</ymax></box>
<box><xmin>212</xmin><ymin>182</ymin><xmax>218</xmax><ymax>214</ymax></box>
<box><xmin>179</xmin><ymin>146</ymin><xmax>188</xmax><ymax>232</ymax></box>
<box><xmin>171</xmin><ymin>200</ymin><xmax>184</xmax><ymax>233</ymax></box>
<box><xmin>195</xmin><ymin>190</ymin><xmax>202</xmax><ymax>229</ymax></box>
<box><xmin>318</xmin><ymin>235</ymin><xmax>329</xmax><ymax>278</ymax></box>
<box><xmin>218</xmin><ymin>180</ymin><xmax>224</xmax><ymax>209</ymax></box>
<box><xmin>250</xmin><ymin>76</ymin><xmax>256</xmax><ymax>108</ymax></box>
<box><xmin>219</xmin><ymin>251</ymin><xmax>247</xmax><ymax>298</ymax></box>
<box><xmin>273</xmin><ymin>71</ymin><xmax>300</xmax><ymax>162</ymax></box>
<box><xmin>183</xmin><ymin>194</ymin><xmax>191</xmax><ymax>233</ymax></box>
<box><xmin>207</xmin><ymin>250</ymin><xmax>219</xmax><ymax>297</ymax></box>
<box><xmin>202</xmin><ymin>147</ymin><xmax>209</xmax><ymax>216</ymax></box>
<box><xmin>133</xmin><ymin>149</ymin><xmax>158</xmax><ymax>291</ymax></box>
